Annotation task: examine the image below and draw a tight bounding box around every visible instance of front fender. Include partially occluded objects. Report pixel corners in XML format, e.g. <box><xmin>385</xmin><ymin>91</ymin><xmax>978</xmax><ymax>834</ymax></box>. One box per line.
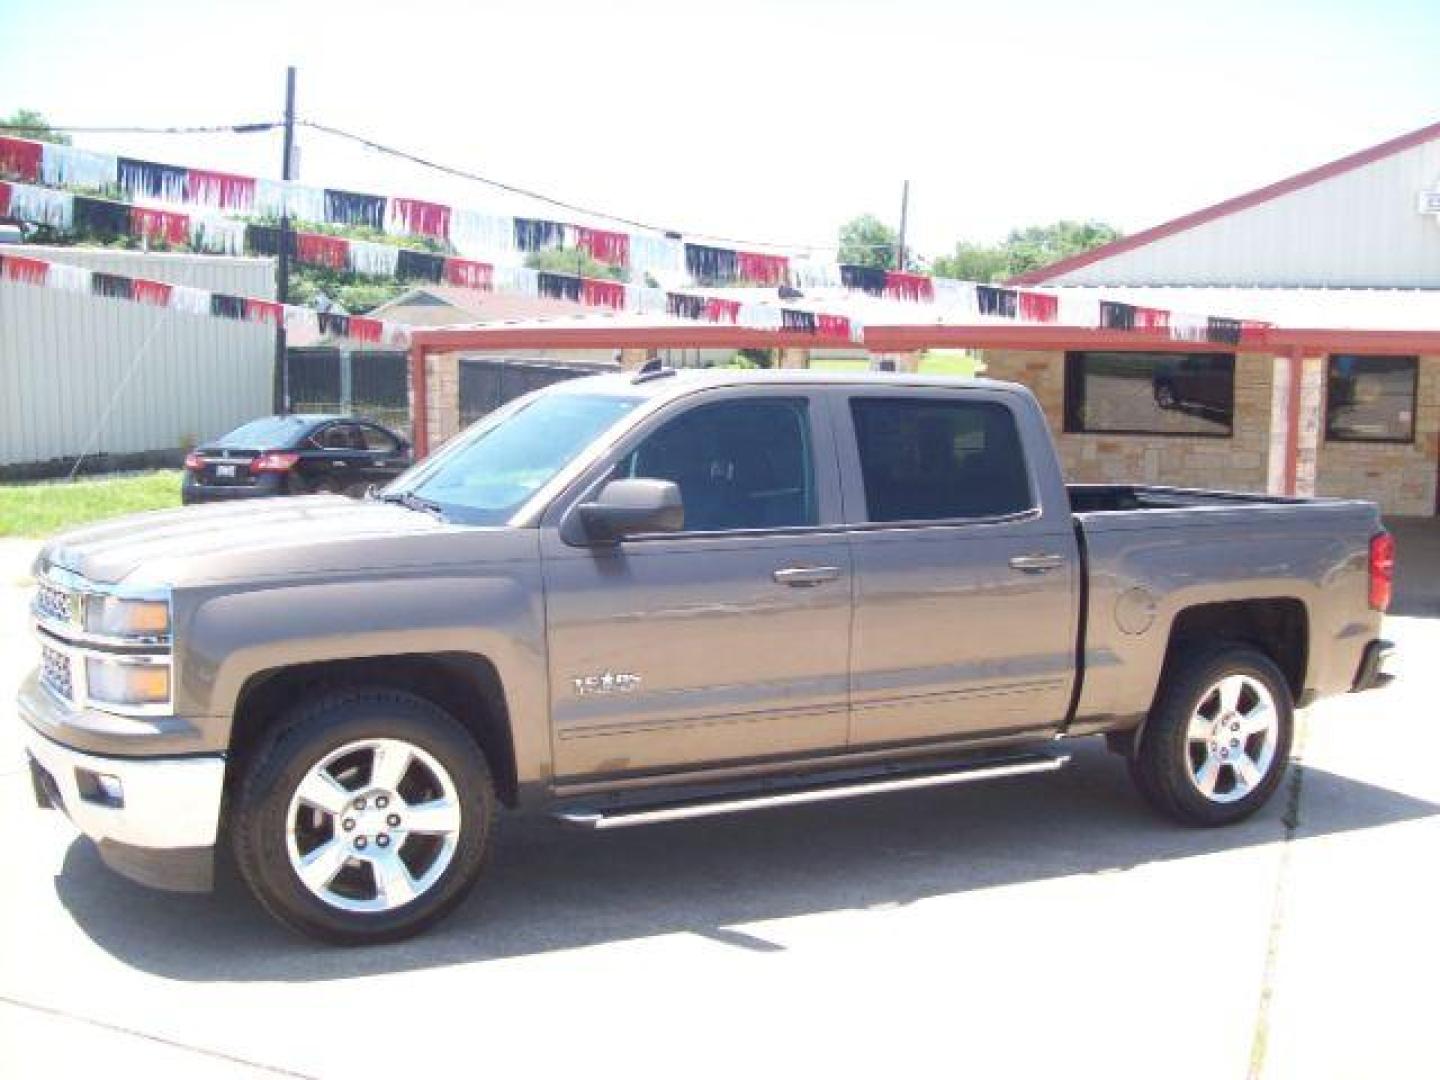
<box><xmin>174</xmin><ymin>566</ymin><xmax>549</xmax><ymax>774</ymax></box>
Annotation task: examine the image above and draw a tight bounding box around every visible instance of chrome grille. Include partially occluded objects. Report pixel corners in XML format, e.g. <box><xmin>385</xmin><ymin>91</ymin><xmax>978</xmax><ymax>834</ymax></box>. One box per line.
<box><xmin>35</xmin><ymin>579</ymin><xmax>77</xmax><ymax>625</ymax></box>
<box><xmin>40</xmin><ymin>644</ymin><xmax>74</xmax><ymax>702</ymax></box>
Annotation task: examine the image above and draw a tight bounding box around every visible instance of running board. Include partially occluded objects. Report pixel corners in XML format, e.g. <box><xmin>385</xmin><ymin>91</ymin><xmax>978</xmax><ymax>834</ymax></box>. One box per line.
<box><xmin>554</xmin><ymin>750</ymin><xmax>1069</xmax><ymax>830</ymax></box>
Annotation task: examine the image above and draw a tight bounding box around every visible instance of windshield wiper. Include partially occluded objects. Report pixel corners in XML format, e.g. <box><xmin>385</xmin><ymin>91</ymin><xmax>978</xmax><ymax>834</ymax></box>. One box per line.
<box><xmin>376</xmin><ymin>489</ymin><xmax>447</xmax><ymax>521</ymax></box>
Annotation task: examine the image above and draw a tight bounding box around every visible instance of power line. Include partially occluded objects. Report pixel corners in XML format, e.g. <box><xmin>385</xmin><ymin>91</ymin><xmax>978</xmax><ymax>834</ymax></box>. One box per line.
<box><xmin>0</xmin><ymin>121</ymin><xmax>281</xmax><ymax>135</ymax></box>
<box><xmin>298</xmin><ymin>118</ymin><xmax>895</xmax><ymax>254</ymax></box>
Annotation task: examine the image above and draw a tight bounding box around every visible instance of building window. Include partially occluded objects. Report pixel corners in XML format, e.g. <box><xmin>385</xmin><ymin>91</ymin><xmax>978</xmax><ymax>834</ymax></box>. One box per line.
<box><xmin>849</xmin><ymin>397</ymin><xmax>1033</xmax><ymax>522</ymax></box>
<box><xmin>1325</xmin><ymin>356</ymin><xmax>1418</xmax><ymax>444</ymax></box>
<box><xmin>1064</xmin><ymin>352</ymin><xmax>1235</xmax><ymax>437</ymax></box>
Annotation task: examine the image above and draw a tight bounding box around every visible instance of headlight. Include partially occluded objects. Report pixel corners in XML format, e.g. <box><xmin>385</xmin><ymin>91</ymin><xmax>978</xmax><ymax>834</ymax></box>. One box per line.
<box><xmin>84</xmin><ymin>596</ymin><xmax>170</xmax><ymax>640</ymax></box>
<box><xmin>85</xmin><ymin>658</ymin><xmax>171</xmax><ymax>707</ymax></box>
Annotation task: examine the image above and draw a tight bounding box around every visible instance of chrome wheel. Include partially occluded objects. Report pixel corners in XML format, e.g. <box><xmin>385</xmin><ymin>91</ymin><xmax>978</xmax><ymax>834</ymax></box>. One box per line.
<box><xmin>285</xmin><ymin>738</ymin><xmax>462</xmax><ymax>913</ymax></box>
<box><xmin>1185</xmin><ymin>674</ymin><xmax>1279</xmax><ymax>804</ymax></box>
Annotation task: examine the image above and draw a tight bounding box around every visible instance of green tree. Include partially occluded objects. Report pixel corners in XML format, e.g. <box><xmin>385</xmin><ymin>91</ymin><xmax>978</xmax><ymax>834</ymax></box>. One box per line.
<box><xmin>2</xmin><ymin>108</ymin><xmax>70</xmax><ymax>145</ymax></box>
<box><xmin>930</xmin><ymin>242</ymin><xmax>1010</xmax><ymax>283</ymax></box>
<box><xmin>1001</xmin><ymin>219</ymin><xmax>1123</xmax><ymax>277</ymax></box>
<box><xmin>930</xmin><ymin>219</ymin><xmax>1123</xmax><ymax>282</ymax></box>
<box><xmin>837</xmin><ymin>213</ymin><xmax>898</xmax><ymax>269</ymax></box>
<box><xmin>524</xmin><ymin>247</ymin><xmax>629</xmax><ymax>282</ymax></box>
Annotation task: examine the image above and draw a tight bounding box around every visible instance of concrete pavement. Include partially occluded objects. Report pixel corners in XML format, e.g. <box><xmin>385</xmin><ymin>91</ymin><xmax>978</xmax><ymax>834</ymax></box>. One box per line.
<box><xmin>0</xmin><ymin>531</ymin><xmax>1435</xmax><ymax>1079</ymax></box>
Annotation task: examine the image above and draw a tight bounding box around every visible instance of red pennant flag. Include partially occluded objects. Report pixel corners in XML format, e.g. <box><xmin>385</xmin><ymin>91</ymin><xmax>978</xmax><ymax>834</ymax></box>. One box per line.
<box><xmin>296</xmin><ymin>232</ymin><xmax>350</xmax><ymax>270</ymax></box>
<box><xmin>582</xmin><ymin>278</ymin><xmax>626</xmax><ymax>309</ymax></box>
<box><xmin>1017</xmin><ymin>291</ymin><xmax>1059</xmax><ymax>323</ymax></box>
<box><xmin>817</xmin><ymin>313</ymin><xmax>852</xmax><ymax>339</ymax></box>
<box><xmin>736</xmin><ymin>251</ymin><xmax>789</xmax><ymax>286</ymax></box>
<box><xmin>443</xmin><ymin>258</ymin><xmax>493</xmax><ymax>290</ymax></box>
<box><xmin>0</xmin><ymin>137</ymin><xmax>42</xmax><ymax>182</ymax></box>
<box><xmin>1240</xmin><ymin>320</ymin><xmax>1269</xmax><ymax>345</ymax></box>
<box><xmin>132</xmin><ymin>279</ymin><xmax>173</xmax><ymax>307</ymax></box>
<box><xmin>2</xmin><ymin>253</ymin><xmax>49</xmax><ymax>284</ymax></box>
<box><xmin>1133</xmin><ymin>306</ymin><xmax>1171</xmax><ymax>333</ymax></box>
<box><xmin>348</xmin><ymin>316</ymin><xmax>385</xmax><ymax>342</ymax></box>
<box><xmin>184</xmin><ymin>168</ymin><xmax>256</xmax><ymax>211</ymax></box>
<box><xmin>884</xmin><ymin>271</ymin><xmax>935</xmax><ymax>303</ymax></box>
<box><xmin>704</xmin><ymin>297</ymin><xmax>741</xmax><ymax>323</ymax></box>
<box><xmin>130</xmin><ymin>206</ymin><xmax>190</xmax><ymax>246</ymax></box>
<box><xmin>389</xmin><ymin>198</ymin><xmax>452</xmax><ymax>240</ymax></box>
<box><xmin>576</xmin><ymin>227</ymin><xmax>631</xmax><ymax>267</ymax></box>
<box><xmin>243</xmin><ymin>299</ymin><xmax>283</xmax><ymax>327</ymax></box>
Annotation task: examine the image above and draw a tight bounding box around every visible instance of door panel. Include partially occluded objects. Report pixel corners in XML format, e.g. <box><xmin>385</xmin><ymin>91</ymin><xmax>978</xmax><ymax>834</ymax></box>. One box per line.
<box><xmin>541</xmin><ymin>388</ymin><xmax>851</xmax><ymax>780</ymax></box>
<box><xmin>847</xmin><ymin>520</ymin><xmax>1076</xmax><ymax>743</ymax></box>
<box><xmin>544</xmin><ymin>533</ymin><xmax>852</xmax><ymax>777</ymax></box>
<box><xmin>835</xmin><ymin>390</ymin><xmax>1079</xmax><ymax>747</ymax></box>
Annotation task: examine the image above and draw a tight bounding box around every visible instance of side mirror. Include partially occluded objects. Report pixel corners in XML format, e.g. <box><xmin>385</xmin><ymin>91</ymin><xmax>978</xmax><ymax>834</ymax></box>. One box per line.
<box><xmin>575</xmin><ymin>479</ymin><xmax>683</xmax><ymax>544</ymax></box>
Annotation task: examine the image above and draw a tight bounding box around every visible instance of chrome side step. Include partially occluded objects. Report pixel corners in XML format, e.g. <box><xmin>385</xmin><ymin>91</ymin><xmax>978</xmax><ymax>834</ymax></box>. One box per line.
<box><xmin>554</xmin><ymin>752</ymin><xmax>1069</xmax><ymax>830</ymax></box>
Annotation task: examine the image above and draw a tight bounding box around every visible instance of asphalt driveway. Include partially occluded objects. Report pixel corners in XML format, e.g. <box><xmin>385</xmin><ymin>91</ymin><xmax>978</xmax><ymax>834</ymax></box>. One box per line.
<box><xmin>1</xmin><ymin>524</ymin><xmax>1436</xmax><ymax>1079</ymax></box>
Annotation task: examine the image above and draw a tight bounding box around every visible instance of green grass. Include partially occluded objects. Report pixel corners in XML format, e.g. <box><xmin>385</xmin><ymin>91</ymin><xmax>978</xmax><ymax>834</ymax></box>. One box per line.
<box><xmin>0</xmin><ymin>471</ymin><xmax>183</xmax><ymax>538</ymax></box>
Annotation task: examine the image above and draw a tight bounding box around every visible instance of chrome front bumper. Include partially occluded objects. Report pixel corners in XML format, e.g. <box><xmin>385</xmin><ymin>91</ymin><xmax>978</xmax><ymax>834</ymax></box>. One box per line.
<box><xmin>20</xmin><ymin>697</ymin><xmax>225</xmax><ymax>854</ymax></box>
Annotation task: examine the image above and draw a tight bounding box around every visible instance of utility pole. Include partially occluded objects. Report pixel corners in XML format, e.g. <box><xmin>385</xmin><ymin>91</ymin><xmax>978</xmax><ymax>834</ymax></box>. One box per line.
<box><xmin>896</xmin><ymin>178</ymin><xmax>910</xmax><ymax>272</ymax></box>
<box><xmin>272</xmin><ymin>66</ymin><xmax>297</xmax><ymax>415</ymax></box>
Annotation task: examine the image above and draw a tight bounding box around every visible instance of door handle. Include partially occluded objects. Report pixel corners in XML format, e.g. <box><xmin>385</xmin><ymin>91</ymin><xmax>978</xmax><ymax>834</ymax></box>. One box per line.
<box><xmin>773</xmin><ymin>566</ymin><xmax>841</xmax><ymax>587</ymax></box>
<box><xmin>1009</xmin><ymin>553</ymin><xmax>1066</xmax><ymax>573</ymax></box>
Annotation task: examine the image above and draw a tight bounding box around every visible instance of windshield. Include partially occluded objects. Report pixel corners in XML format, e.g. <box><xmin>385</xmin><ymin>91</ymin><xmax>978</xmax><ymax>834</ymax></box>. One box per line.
<box><xmin>387</xmin><ymin>392</ymin><xmax>642</xmax><ymax>525</ymax></box>
<box><xmin>214</xmin><ymin>415</ymin><xmax>315</xmax><ymax>449</ymax></box>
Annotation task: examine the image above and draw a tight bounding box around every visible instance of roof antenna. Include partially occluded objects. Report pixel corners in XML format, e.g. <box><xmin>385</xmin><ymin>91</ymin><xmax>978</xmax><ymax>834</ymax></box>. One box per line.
<box><xmin>632</xmin><ymin>356</ymin><xmax>677</xmax><ymax>384</ymax></box>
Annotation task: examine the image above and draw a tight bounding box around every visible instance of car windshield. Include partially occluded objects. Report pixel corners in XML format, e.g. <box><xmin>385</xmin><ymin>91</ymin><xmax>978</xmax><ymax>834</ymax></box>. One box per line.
<box><xmin>215</xmin><ymin>416</ymin><xmax>316</xmax><ymax>449</ymax></box>
<box><xmin>386</xmin><ymin>392</ymin><xmax>642</xmax><ymax>525</ymax></box>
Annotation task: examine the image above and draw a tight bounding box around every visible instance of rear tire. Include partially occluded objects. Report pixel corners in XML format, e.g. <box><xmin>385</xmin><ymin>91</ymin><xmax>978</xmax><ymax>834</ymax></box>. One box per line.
<box><xmin>1130</xmin><ymin>644</ymin><xmax>1293</xmax><ymax>826</ymax></box>
<box><xmin>232</xmin><ymin>688</ymin><xmax>496</xmax><ymax>945</ymax></box>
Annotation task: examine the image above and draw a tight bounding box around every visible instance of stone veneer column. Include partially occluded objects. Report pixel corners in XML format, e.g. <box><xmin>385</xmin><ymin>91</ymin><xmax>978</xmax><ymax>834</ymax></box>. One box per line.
<box><xmin>425</xmin><ymin>351</ymin><xmax>461</xmax><ymax>453</ymax></box>
<box><xmin>1265</xmin><ymin>352</ymin><xmax>1292</xmax><ymax>495</ymax></box>
<box><xmin>778</xmin><ymin>348</ymin><xmax>810</xmax><ymax>369</ymax></box>
<box><xmin>1293</xmin><ymin>355</ymin><xmax>1325</xmax><ymax>497</ymax></box>
<box><xmin>618</xmin><ymin>348</ymin><xmax>650</xmax><ymax>371</ymax></box>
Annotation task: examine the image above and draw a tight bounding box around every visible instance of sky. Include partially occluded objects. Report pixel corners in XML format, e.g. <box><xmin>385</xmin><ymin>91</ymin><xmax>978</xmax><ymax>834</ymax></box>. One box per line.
<box><xmin>1</xmin><ymin>0</ymin><xmax>1437</xmax><ymax>260</ymax></box>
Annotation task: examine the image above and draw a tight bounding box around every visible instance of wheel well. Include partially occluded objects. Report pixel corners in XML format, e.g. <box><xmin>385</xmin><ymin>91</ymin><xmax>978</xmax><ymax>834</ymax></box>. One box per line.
<box><xmin>1165</xmin><ymin>599</ymin><xmax>1309</xmax><ymax>699</ymax></box>
<box><xmin>229</xmin><ymin>653</ymin><xmax>518</xmax><ymax>807</ymax></box>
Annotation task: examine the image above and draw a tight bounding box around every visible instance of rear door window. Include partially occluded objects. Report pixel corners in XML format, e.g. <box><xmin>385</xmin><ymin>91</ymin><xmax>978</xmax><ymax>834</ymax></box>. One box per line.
<box><xmin>849</xmin><ymin>397</ymin><xmax>1033</xmax><ymax>522</ymax></box>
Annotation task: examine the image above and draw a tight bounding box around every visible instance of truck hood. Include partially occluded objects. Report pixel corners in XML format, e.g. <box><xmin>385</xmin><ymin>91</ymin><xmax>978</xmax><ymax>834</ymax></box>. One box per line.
<box><xmin>39</xmin><ymin>495</ymin><xmax>532</xmax><ymax>588</ymax></box>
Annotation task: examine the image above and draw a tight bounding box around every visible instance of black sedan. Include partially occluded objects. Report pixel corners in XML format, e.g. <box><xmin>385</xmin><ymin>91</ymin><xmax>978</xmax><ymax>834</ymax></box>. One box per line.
<box><xmin>182</xmin><ymin>415</ymin><xmax>412</xmax><ymax>505</ymax></box>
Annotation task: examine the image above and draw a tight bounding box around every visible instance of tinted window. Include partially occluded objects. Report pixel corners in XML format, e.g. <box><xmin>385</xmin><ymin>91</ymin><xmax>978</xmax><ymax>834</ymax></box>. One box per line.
<box><xmin>1065</xmin><ymin>352</ymin><xmax>1234</xmax><ymax>436</ymax></box>
<box><xmin>1326</xmin><ymin>355</ymin><xmax>1417</xmax><ymax>443</ymax></box>
<box><xmin>850</xmin><ymin>398</ymin><xmax>1032</xmax><ymax>522</ymax></box>
<box><xmin>215</xmin><ymin>416</ymin><xmax>313</xmax><ymax>449</ymax></box>
<box><xmin>359</xmin><ymin>425</ymin><xmax>400</xmax><ymax>453</ymax></box>
<box><xmin>314</xmin><ymin>424</ymin><xmax>366</xmax><ymax>451</ymax></box>
<box><xmin>619</xmin><ymin>399</ymin><xmax>816</xmax><ymax>532</ymax></box>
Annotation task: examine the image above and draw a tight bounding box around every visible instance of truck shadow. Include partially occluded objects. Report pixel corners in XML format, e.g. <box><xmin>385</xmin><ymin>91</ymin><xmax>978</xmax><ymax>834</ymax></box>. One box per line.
<box><xmin>51</xmin><ymin>737</ymin><xmax>1438</xmax><ymax>982</ymax></box>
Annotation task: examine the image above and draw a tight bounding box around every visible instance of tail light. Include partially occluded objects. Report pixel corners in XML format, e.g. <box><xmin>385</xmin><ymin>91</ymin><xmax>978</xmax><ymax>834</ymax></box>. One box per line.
<box><xmin>1369</xmin><ymin>531</ymin><xmax>1394</xmax><ymax>612</ymax></box>
<box><xmin>183</xmin><ymin>451</ymin><xmax>203</xmax><ymax>471</ymax></box>
<box><xmin>250</xmin><ymin>452</ymin><xmax>301</xmax><ymax>474</ymax></box>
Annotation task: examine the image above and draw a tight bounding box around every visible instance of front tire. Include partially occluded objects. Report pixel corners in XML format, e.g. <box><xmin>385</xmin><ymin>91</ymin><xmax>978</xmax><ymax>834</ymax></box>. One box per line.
<box><xmin>1130</xmin><ymin>644</ymin><xmax>1293</xmax><ymax>826</ymax></box>
<box><xmin>232</xmin><ymin>688</ymin><xmax>496</xmax><ymax>945</ymax></box>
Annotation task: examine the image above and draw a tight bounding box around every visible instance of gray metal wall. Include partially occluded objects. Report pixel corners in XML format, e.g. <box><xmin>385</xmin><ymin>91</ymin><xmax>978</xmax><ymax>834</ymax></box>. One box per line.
<box><xmin>0</xmin><ymin>246</ymin><xmax>276</xmax><ymax>468</ymax></box>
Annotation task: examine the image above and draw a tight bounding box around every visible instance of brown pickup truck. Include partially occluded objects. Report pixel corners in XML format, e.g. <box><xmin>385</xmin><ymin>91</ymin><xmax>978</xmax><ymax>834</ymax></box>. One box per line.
<box><xmin>19</xmin><ymin>371</ymin><xmax>1395</xmax><ymax>944</ymax></box>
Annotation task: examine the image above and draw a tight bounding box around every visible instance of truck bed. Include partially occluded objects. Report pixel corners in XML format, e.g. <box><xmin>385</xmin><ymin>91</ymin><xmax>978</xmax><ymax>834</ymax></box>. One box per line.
<box><xmin>1068</xmin><ymin>484</ymin><xmax>1313</xmax><ymax>514</ymax></box>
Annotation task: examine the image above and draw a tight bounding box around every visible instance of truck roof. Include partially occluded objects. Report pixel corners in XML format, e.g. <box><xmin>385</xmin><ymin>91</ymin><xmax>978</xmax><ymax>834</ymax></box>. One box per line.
<box><xmin>550</xmin><ymin>368</ymin><xmax>1023</xmax><ymax>400</ymax></box>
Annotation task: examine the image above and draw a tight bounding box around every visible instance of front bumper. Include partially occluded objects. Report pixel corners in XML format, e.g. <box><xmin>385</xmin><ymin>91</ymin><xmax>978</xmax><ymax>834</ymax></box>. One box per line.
<box><xmin>1351</xmin><ymin>639</ymin><xmax>1396</xmax><ymax>692</ymax></box>
<box><xmin>22</xmin><ymin>718</ymin><xmax>225</xmax><ymax>892</ymax></box>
